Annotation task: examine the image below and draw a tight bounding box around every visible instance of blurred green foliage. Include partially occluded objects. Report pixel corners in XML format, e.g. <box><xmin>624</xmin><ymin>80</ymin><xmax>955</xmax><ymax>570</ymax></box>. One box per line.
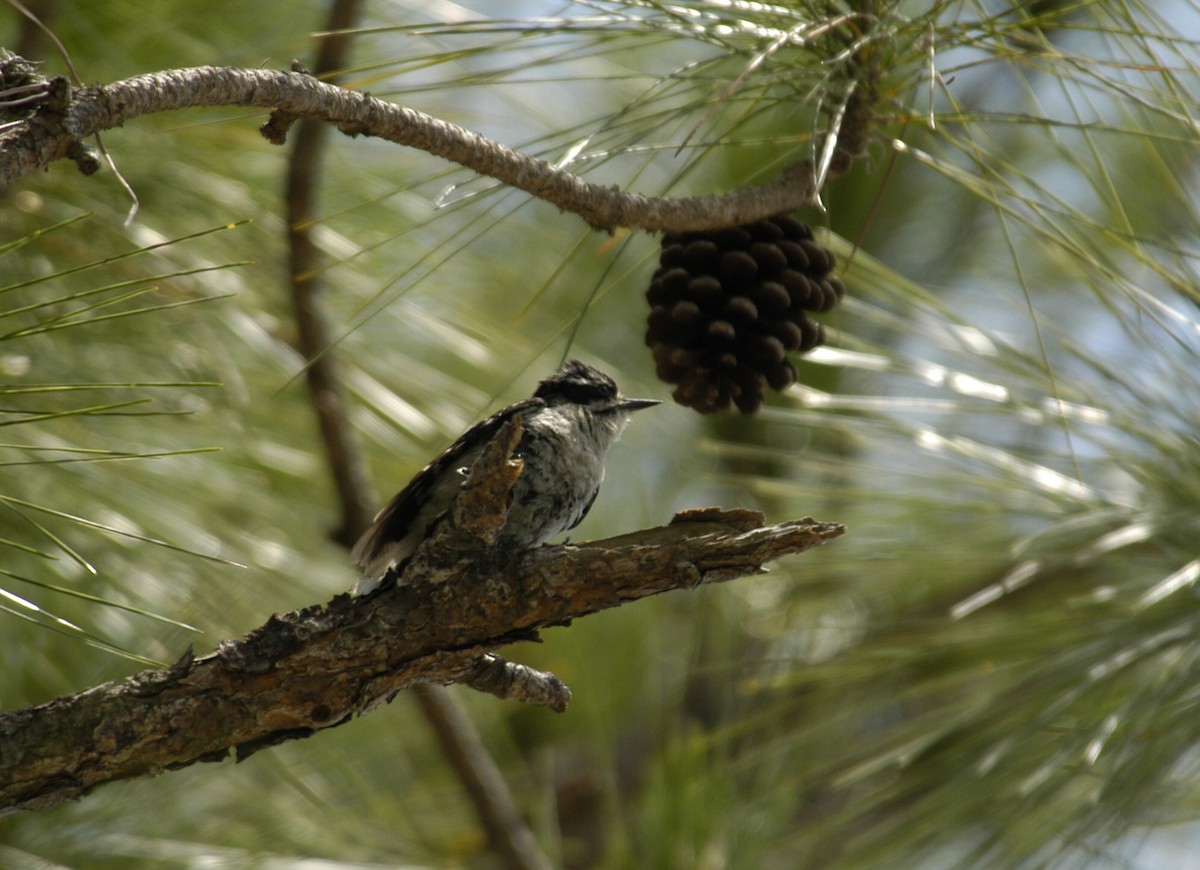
<box><xmin>3</xmin><ymin>1</ymin><xmax>1200</xmax><ymax>868</ymax></box>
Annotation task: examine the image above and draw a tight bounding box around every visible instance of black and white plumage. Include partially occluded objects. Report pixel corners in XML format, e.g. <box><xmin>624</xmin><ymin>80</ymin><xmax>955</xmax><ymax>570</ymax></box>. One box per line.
<box><xmin>351</xmin><ymin>360</ymin><xmax>659</xmax><ymax>595</ymax></box>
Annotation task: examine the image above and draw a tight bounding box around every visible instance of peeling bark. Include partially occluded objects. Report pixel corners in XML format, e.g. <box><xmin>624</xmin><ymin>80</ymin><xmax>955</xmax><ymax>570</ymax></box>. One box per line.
<box><xmin>0</xmin><ymin>505</ymin><xmax>842</xmax><ymax>816</ymax></box>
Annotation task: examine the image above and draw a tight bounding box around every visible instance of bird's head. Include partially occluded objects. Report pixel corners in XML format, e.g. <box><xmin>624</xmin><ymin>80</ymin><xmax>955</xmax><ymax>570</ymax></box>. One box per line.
<box><xmin>534</xmin><ymin>359</ymin><xmax>660</xmax><ymax>419</ymax></box>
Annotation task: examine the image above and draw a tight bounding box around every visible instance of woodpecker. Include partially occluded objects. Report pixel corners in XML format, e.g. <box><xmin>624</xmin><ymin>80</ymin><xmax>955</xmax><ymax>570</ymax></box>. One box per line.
<box><xmin>351</xmin><ymin>360</ymin><xmax>660</xmax><ymax>595</ymax></box>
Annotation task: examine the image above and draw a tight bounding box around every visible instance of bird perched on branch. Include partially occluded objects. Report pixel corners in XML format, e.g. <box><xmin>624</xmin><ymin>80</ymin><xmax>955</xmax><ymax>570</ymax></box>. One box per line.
<box><xmin>352</xmin><ymin>360</ymin><xmax>660</xmax><ymax>595</ymax></box>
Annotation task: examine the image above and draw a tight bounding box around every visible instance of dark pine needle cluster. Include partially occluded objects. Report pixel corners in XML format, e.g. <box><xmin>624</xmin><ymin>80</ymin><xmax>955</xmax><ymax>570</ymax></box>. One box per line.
<box><xmin>645</xmin><ymin>214</ymin><xmax>844</xmax><ymax>414</ymax></box>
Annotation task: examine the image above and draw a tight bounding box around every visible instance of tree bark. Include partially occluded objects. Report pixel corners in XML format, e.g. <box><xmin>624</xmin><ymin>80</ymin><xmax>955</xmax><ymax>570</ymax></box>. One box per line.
<box><xmin>0</xmin><ymin>505</ymin><xmax>842</xmax><ymax>817</ymax></box>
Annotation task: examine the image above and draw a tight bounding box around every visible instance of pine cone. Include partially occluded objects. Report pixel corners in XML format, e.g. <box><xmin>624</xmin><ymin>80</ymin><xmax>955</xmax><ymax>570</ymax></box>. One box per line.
<box><xmin>645</xmin><ymin>214</ymin><xmax>843</xmax><ymax>414</ymax></box>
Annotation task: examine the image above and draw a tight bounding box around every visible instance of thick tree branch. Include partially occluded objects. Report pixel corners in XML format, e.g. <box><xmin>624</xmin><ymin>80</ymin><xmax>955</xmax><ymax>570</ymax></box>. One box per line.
<box><xmin>0</xmin><ymin>502</ymin><xmax>843</xmax><ymax>816</ymax></box>
<box><xmin>1</xmin><ymin>60</ymin><xmax>820</xmax><ymax>231</ymax></box>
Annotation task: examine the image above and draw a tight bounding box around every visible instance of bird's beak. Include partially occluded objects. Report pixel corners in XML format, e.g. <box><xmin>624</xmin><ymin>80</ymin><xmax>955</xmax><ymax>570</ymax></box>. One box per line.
<box><xmin>618</xmin><ymin>398</ymin><xmax>661</xmax><ymax>413</ymax></box>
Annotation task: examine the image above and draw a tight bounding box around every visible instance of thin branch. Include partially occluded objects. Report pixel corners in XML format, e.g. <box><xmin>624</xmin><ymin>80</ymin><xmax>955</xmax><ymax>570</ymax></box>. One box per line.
<box><xmin>285</xmin><ymin>10</ymin><xmax>375</xmax><ymax>548</ymax></box>
<box><xmin>1</xmin><ymin>62</ymin><xmax>820</xmax><ymax>231</ymax></box>
<box><xmin>415</xmin><ymin>687</ymin><xmax>556</xmax><ymax>870</ymax></box>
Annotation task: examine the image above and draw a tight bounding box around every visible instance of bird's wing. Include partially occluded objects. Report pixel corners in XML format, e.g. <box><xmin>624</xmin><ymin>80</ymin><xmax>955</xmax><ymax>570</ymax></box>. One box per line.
<box><xmin>567</xmin><ymin>486</ymin><xmax>600</xmax><ymax>532</ymax></box>
<box><xmin>350</xmin><ymin>397</ymin><xmax>544</xmax><ymax>567</ymax></box>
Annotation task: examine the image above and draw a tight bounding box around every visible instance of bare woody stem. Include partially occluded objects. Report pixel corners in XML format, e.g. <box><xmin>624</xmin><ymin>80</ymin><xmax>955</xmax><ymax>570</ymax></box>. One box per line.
<box><xmin>0</xmin><ymin>507</ymin><xmax>843</xmax><ymax>816</ymax></box>
<box><xmin>0</xmin><ymin>375</ymin><xmax>845</xmax><ymax>818</ymax></box>
<box><xmin>2</xmin><ymin>64</ymin><xmax>817</xmax><ymax>230</ymax></box>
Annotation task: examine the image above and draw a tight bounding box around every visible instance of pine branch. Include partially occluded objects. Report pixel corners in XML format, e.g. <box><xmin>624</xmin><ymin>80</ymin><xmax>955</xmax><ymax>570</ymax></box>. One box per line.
<box><xmin>0</xmin><ymin>413</ymin><xmax>843</xmax><ymax>816</ymax></box>
<box><xmin>0</xmin><ymin>57</ymin><xmax>822</xmax><ymax>231</ymax></box>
